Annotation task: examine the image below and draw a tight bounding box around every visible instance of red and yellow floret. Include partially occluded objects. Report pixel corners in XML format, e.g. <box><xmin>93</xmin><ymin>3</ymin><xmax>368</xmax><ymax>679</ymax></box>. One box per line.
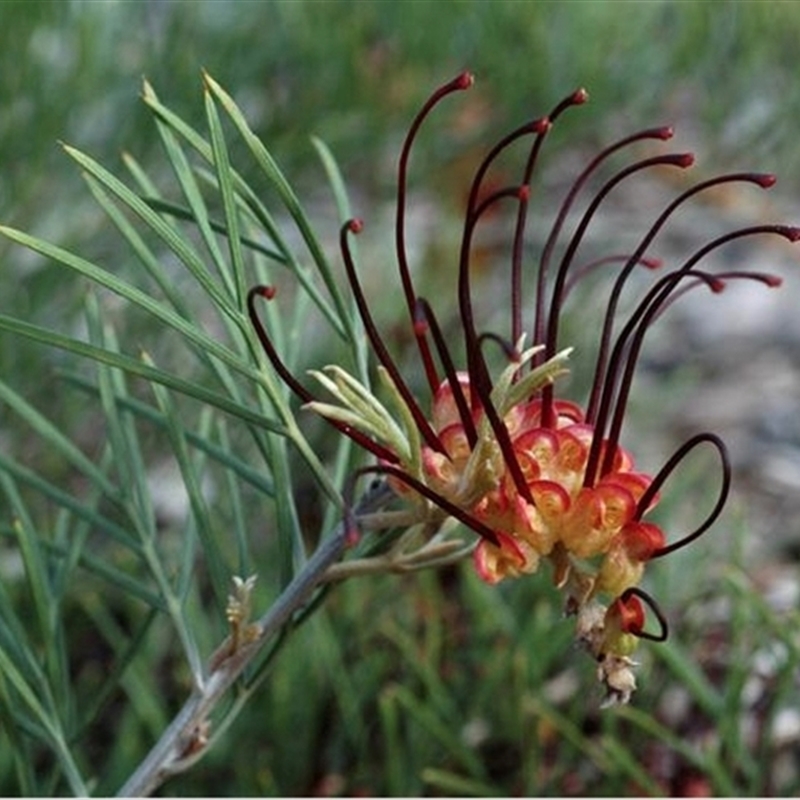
<box><xmin>414</xmin><ymin>373</ymin><xmax>665</xmax><ymax>604</ymax></box>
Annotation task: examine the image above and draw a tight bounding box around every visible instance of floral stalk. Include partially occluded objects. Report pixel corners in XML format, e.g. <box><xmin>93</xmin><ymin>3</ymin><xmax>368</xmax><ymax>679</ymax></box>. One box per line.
<box><xmin>116</xmin><ymin>480</ymin><xmax>393</xmax><ymax>797</ymax></box>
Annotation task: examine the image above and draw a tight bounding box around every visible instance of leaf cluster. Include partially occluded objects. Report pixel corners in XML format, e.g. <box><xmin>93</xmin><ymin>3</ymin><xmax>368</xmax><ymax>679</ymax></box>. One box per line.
<box><xmin>0</xmin><ymin>72</ymin><xmax>367</xmax><ymax>795</ymax></box>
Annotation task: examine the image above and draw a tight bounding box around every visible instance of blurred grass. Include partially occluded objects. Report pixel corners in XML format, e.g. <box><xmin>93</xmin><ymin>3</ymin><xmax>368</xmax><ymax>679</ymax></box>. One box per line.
<box><xmin>1</xmin><ymin>0</ymin><xmax>799</xmax><ymax>796</ymax></box>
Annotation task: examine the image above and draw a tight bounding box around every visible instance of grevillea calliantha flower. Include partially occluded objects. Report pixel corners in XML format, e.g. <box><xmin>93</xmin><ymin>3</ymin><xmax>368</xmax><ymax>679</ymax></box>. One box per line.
<box><xmin>248</xmin><ymin>73</ymin><xmax>797</xmax><ymax>703</ymax></box>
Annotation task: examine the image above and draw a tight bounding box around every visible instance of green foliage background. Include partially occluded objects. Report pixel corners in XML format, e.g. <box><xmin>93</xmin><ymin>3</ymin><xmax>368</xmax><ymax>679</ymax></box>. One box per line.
<box><xmin>0</xmin><ymin>1</ymin><xmax>798</xmax><ymax>796</ymax></box>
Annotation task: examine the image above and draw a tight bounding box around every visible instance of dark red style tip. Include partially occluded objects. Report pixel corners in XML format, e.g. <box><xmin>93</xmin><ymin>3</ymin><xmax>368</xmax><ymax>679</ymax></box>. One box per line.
<box><xmin>782</xmin><ymin>225</ymin><xmax>800</xmax><ymax>242</ymax></box>
<box><xmin>755</xmin><ymin>173</ymin><xmax>777</xmax><ymax>188</ymax></box>
<box><xmin>709</xmin><ymin>277</ymin><xmax>726</xmax><ymax>293</ymax></box>
<box><xmin>571</xmin><ymin>87</ymin><xmax>589</xmax><ymax>105</ymax></box>
<box><xmin>258</xmin><ymin>285</ymin><xmax>277</xmax><ymax>300</ymax></box>
<box><xmin>454</xmin><ymin>71</ymin><xmax>475</xmax><ymax>90</ymax></box>
<box><xmin>640</xmin><ymin>256</ymin><xmax>663</xmax><ymax>270</ymax></box>
<box><xmin>532</xmin><ymin>117</ymin><xmax>551</xmax><ymax>134</ymax></box>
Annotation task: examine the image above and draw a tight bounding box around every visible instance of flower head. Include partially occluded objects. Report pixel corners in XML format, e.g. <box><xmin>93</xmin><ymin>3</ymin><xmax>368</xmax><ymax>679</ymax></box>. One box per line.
<box><xmin>249</xmin><ymin>73</ymin><xmax>797</xmax><ymax>702</ymax></box>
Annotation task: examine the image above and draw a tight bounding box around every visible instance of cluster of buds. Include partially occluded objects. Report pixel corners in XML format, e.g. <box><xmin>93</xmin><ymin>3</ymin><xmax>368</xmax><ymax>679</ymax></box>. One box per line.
<box><xmin>248</xmin><ymin>73</ymin><xmax>796</xmax><ymax>703</ymax></box>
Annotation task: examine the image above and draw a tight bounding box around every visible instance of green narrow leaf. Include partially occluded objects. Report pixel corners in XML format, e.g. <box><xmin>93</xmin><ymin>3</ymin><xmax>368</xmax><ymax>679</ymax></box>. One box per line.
<box><xmin>265</xmin><ymin>432</ymin><xmax>304</xmax><ymax>584</ymax></box>
<box><xmin>141</xmin><ymin>79</ymin><xmax>284</xmax><ymax>270</ymax></box>
<box><xmin>151</xmin><ymin>104</ymin><xmax>236</xmax><ymax>302</ymax></box>
<box><xmin>85</xmin><ymin>296</ymin><xmax>156</xmax><ymax>539</ymax></box>
<box><xmin>141</xmin><ymin>78</ymin><xmax>214</xmax><ymax>164</ymax></box>
<box><xmin>202</xmin><ymin>72</ymin><xmax>354</xmax><ymax>340</ymax></box>
<box><xmin>24</xmin><ymin>533</ymin><xmax>164</xmax><ymax>611</ymax></box>
<box><xmin>310</xmin><ymin>134</ymin><xmax>373</xmax><ymax>409</ymax></box>
<box><xmin>0</xmin><ymin>225</ymin><xmax>256</xmax><ymax>385</ymax></box>
<box><xmin>0</xmin><ymin>312</ymin><xmax>285</xmax><ymax>435</ymax></box>
<box><xmin>599</xmin><ymin>727</ymin><xmax>664</xmax><ymax>796</ymax></box>
<box><xmin>139</xmin><ymin>196</ymin><xmax>286</xmax><ymax>264</ymax></box>
<box><xmin>0</xmin><ymin>305</ymin><xmax>337</xmax><ymax>525</ymax></box>
<box><xmin>175</xmin><ymin>412</ymin><xmax>209</xmax><ymax>603</ymax></box>
<box><xmin>306</xmin><ymin>613</ymin><xmax>369</xmax><ymax>752</ymax></box>
<box><xmin>651</xmin><ymin>638</ymin><xmax>723</xmax><ymax>718</ymax></box>
<box><xmin>61</xmin><ymin>370</ymin><xmax>274</xmax><ymax>497</ymax></box>
<box><xmin>60</xmin><ymin>143</ymin><xmax>238</xmax><ymax>319</ymax></box>
<box><xmin>215</xmin><ymin>416</ymin><xmax>252</xmax><ymax>576</ymax></box>
<box><xmin>525</xmin><ymin>696</ymin><xmax>607</xmax><ymax>769</ymax></box>
<box><xmin>0</xmin><ymin>526</ymin><xmax>56</xmax><ymax>707</ymax></box>
<box><xmin>121</xmin><ymin>149</ymin><xmax>161</xmax><ymax>197</ymax></box>
<box><xmin>0</xmin><ymin>452</ymin><xmax>141</xmax><ymax>554</ymax></box>
<box><xmin>142</xmin><ymin>79</ymin><xmax>346</xmax><ymax>339</ymax></box>
<box><xmin>717</xmin><ymin>598</ymin><xmax>760</xmax><ymax>786</ymax></box>
<box><xmin>84</xmin><ymin>158</ymin><xmax>265</xmax><ymax>476</ymax></box>
<box><xmin>85</xmin><ymin>303</ymin><xmax>203</xmax><ymax>681</ymax></box>
<box><xmin>144</xmin><ymin>353</ymin><xmax>230</xmax><ymax>610</ymax></box>
<box><xmin>205</xmin><ymin>85</ymin><xmax>248</xmax><ymax>309</ymax></box>
<box><xmin>0</xmin><ymin>378</ymin><xmax>118</xmax><ymax>499</ymax></box>
<box><xmin>235</xmin><ymin>183</ymin><xmax>346</xmax><ymax>339</ymax></box>
<box><xmin>83</xmin><ymin>174</ymin><xmax>197</xmax><ymax>322</ymax></box>
<box><xmin>311</xmin><ymin>134</ymin><xmax>372</xmax><ymax>532</ymax></box>
<box><xmin>84</xmin><ymin>170</ymin><xmax>284</xmax><ymax>450</ymax></box>
<box><xmin>0</xmin><ymin>647</ymin><xmax>80</xmax><ymax>793</ymax></box>
<box><xmin>390</xmin><ymin>684</ymin><xmax>487</xmax><ymax>779</ymax></box>
<box><xmin>0</xmin><ymin>675</ymin><xmax>37</xmax><ymax>794</ymax></box>
<box><xmin>381</xmin><ymin>614</ymin><xmax>456</xmax><ymax>723</ymax></box>
<box><xmin>378</xmin><ymin>687</ymin><xmax>409</xmax><ymax>795</ymax></box>
<box><xmin>72</xmin><ymin>602</ymin><xmax>165</xmax><ymax>743</ymax></box>
<box><xmin>310</xmin><ymin>136</ymin><xmax>353</xmax><ymax>221</ymax></box>
<box><xmin>614</xmin><ymin>704</ymin><xmax>737</xmax><ymax>795</ymax></box>
<box><xmin>6</xmin><ymin>509</ymin><xmax>54</xmax><ymax>672</ymax></box>
<box><xmin>50</xmin><ymin>729</ymin><xmax>89</xmax><ymax>797</ymax></box>
<box><xmin>421</xmin><ymin>768</ymin><xmax>502</xmax><ymax>798</ymax></box>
